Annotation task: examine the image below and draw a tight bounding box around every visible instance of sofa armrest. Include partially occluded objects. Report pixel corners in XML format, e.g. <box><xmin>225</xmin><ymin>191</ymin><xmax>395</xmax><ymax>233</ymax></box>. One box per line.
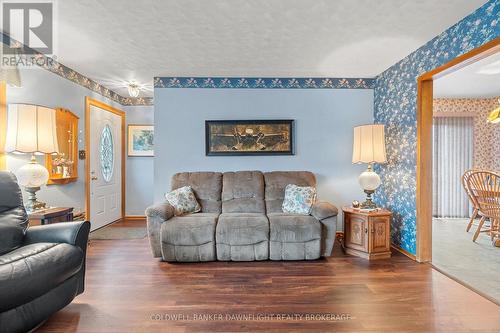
<box><xmin>145</xmin><ymin>202</ymin><xmax>174</xmax><ymax>220</ymax></box>
<box><xmin>311</xmin><ymin>202</ymin><xmax>338</xmax><ymax>257</ymax></box>
<box><xmin>145</xmin><ymin>202</ymin><xmax>174</xmax><ymax>258</ymax></box>
<box><xmin>23</xmin><ymin>221</ymin><xmax>90</xmax><ymax>252</ymax></box>
<box><xmin>311</xmin><ymin>201</ymin><xmax>338</xmax><ymax>220</ymax></box>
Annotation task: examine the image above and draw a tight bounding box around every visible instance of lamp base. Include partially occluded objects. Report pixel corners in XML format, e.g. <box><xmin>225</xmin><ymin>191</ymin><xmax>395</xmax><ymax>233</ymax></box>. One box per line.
<box><xmin>360</xmin><ymin>189</ymin><xmax>377</xmax><ymax>210</ymax></box>
<box><xmin>358</xmin><ymin>164</ymin><xmax>381</xmax><ymax>210</ymax></box>
<box><xmin>24</xmin><ymin>186</ymin><xmax>46</xmax><ymax>213</ymax></box>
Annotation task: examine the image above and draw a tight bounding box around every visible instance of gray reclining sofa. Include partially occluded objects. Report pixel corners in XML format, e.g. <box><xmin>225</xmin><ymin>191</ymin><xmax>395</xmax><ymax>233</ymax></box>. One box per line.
<box><xmin>146</xmin><ymin>171</ymin><xmax>338</xmax><ymax>262</ymax></box>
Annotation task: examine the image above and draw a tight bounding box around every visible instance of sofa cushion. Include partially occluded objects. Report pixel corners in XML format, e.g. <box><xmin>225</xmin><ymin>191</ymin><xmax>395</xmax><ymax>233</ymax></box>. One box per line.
<box><xmin>165</xmin><ymin>186</ymin><xmax>201</xmax><ymax>216</ymax></box>
<box><xmin>282</xmin><ymin>184</ymin><xmax>317</xmax><ymax>215</ymax></box>
<box><xmin>171</xmin><ymin>172</ymin><xmax>222</xmax><ymax>214</ymax></box>
<box><xmin>216</xmin><ymin>213</ymin><xmax>269</xmax><ymax>245</ymax></box>
<box><xmin>0</xmin><ymin>242</ymin><xmax>83</xmax><ymax>312</ymax></box>
<box><xmin>0</xmin><ymin>172</ymin><xmax>28</xmax><ymax>255</ymax></box>
<box><xmin>222</xmin><ymin>171</ymin><xmax>265</xmax><ymax>213</ymax></box>
<box><xmin>264</xmin><ymin>171</ymin><xmax>316</xmax><ymax>213</ymax></box>
<box><xmin>161</xmin><ymin>213</ymin><xmax>218</xmax><ymax>246</ymax></box>
<box><xmin>268</xmin><ymin>213</ymin><xmax>321</xmax><ymax>243</ymax></box>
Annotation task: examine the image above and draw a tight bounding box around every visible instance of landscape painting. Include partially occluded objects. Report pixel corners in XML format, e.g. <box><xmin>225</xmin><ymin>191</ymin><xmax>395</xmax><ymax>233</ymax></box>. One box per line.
<box><xmin>205</xmin><ymin>120</ymin><xmax>294</xmax><ymax>156</ymax></box>
<box><xmin>128</xmin><ymin>125</ymin><xmax>154</xmax><ymax>156</ymax></box>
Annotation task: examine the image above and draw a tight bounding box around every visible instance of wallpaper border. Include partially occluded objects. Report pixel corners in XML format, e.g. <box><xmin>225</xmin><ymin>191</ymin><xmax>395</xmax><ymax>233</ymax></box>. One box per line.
<box><xmin>154</xmin><ymin>77</ymin><xmax>375</xmax><ymax>89</ymax></box>
<box><xmin>1</xmin><ymin>32</ymin><xmax>153</xmax><ymax>106</ymax></box>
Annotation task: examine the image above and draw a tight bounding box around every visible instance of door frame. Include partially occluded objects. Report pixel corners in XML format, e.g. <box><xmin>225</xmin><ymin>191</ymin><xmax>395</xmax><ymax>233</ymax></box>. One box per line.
<box><xmin>85</xmin><ymin>97</ymin><xmax>126</xmax><ymax>222</ymax></box>
<box><xmin>415</xmin><ymin>37</ymin><xmax>500</xmax><ymax>262</ymax></box>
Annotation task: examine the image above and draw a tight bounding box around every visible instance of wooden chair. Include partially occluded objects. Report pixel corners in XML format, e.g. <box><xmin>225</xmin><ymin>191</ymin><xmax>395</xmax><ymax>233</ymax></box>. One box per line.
<box><xmin>466</xmin><ymin>171</ymin><xmax>500</xmax><ymax>242</ymax></box>
<box><xmin>461</xmin><ymin>169</ymin><xmax>481</xmax><ymax>232</ymax></box>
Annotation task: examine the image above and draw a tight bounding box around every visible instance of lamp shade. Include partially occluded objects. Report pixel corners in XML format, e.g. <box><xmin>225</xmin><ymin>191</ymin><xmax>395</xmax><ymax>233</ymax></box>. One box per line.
<box><xmin>5</xmin><ymin>104</ymin><xmax>59</xmax><ymax>154</ymax></box>
<box><xmin>352</xmin><ymin>124</ymin><xmax>387</xmax><ymax>164</ymax></box>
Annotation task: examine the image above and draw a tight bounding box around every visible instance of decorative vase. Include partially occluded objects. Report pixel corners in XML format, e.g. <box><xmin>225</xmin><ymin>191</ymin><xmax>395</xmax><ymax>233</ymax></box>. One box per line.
<box><xmin>63</xmin><ymin>166</ymin><xmax>70</xmax><ymax>178</ymax></box>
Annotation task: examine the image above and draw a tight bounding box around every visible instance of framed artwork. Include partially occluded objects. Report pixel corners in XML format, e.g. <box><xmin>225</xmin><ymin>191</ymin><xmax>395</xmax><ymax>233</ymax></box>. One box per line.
<box><xmin>128</xmin><ymin>125</ymin><xmax>154</xmax><ymax>156</ymax></box>
<box><xmin>205</xmin><ymin>119</ymin><xmax>294</xmax><ymax>156</ymax></box>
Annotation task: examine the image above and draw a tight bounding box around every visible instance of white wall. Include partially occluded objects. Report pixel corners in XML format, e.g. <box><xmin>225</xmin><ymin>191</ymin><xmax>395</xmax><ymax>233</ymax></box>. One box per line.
<box><xmin>154</xmin><ymin>88</ymin><xmax>374</xmax><ymax>229</ymax></box>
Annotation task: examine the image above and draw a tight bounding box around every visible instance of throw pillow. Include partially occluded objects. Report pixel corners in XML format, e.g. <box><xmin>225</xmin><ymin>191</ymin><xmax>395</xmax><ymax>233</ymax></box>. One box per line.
<box><xmin>282</xmin><ymin>184</ymin><xmax>316</xmax><ymax>215</ymax></box>
<box><xmin>165</xmin><ymin>186</ymin><xmax>201</xmax><ymax>216</ymax></box>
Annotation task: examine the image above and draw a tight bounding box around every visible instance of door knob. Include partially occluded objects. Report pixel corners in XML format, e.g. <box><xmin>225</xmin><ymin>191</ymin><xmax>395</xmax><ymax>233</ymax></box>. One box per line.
<box><xmin>91</xmin><ymin>176</ymin><xmax>98</xmax><ymax>180</ymax></box>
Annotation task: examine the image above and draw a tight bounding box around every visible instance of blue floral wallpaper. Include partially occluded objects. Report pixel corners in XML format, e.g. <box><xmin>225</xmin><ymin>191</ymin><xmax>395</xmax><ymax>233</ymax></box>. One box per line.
<box><xmin>374</xmin><ymin>0</ymin><xmax>499</xmax><ymax>255</ymax></box>
<box><xmin>154</xmin><ymin>77</ymin><xmax>374</xmax><ymax>89</ymax></box>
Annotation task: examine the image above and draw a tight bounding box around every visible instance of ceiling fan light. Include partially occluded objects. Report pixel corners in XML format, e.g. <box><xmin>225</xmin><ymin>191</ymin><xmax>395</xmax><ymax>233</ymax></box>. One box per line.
<box><xmin>127</xmin><ymin>83</ymin><xmax>140</xmax><ymax>98</ymax></box>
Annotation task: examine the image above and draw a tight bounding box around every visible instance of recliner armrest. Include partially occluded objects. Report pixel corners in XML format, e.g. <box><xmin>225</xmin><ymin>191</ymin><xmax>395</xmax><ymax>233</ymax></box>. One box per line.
<box><xmin>145</xmin><ymin>202</ymin><xmax>175</xmax><ymax>258</ymax></box>
<box><xmin>311</xmin><ymin>201</ymin><xmax>338</xmax><ymax>220</ymax></box>
<box><xmin>145</xmin><ymin>202</ymin><xmax>174</xmax><ymax>221</ymax></box>
<box><xmin>23</xmin><ymin>221</ymin><xmax>90</xmax><ymax>252</ymax></box>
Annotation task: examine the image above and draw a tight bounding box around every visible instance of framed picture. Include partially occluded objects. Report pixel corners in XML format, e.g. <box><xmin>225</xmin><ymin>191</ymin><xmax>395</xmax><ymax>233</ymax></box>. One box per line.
<box><xmin>205</xmin><ymin>120</ymin><xmax>294</xmax><ymax>156</ymax></box>
<box><xmin>128</xmin><ymin>125</ymin><xmax>154</xmax><ymax>157</ymax></box>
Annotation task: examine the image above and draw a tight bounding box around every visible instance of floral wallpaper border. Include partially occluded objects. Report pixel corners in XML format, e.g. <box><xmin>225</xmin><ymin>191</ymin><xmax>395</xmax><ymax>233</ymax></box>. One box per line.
<box><xmin>3</xmin><ymin>31</ymin><xmax>374</xmax><ymax>106</ymax></box>
<box><xmin>154</xmin><ymin>77</ymin><xmax>374</xmax><ymax>89</ymax></box>
<box><xmin>373</xmin><ymin>0</ymin><xmax>499</xmax><ymax>255</ymax></box>
<box><xmin>1</xmin><ymin>32</ymin><xmax>153</xmax><ymax>106</ymax></box>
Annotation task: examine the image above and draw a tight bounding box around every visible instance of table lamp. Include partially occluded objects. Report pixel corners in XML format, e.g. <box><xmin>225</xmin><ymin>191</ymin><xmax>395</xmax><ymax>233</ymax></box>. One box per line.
<box><xmin>5</xmin><ymin>104</ymin><xmax>59</xmax><ymax>212</ymax></box>
<box><xmin>352</xmin><ymin>124</ymin><xmax>387</xmax><ymax>209</ymax></box>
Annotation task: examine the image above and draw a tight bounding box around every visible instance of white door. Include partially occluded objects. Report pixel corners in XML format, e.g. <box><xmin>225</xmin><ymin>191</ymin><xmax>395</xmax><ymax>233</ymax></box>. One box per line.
<box><xmin>89</xmin><ymin>104</ymin><xmax>122</xmax><ymax>230</ymax></box>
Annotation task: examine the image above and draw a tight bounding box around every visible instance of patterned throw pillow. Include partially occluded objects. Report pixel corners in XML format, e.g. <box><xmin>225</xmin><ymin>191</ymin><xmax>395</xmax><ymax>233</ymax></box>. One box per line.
<box><xmin>165</xmin><ymin>186</ymin><xmax>201</xmax><ymax>216</ymax></box>
<box><xmin>282</xmin><ymin>184</ymin><xmax>317</xmax><ymax>215</ymax></box>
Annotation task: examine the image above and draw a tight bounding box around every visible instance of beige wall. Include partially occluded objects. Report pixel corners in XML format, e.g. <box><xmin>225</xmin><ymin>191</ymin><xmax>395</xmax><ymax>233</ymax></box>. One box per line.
<box><xmin>433</xmin><ymin>97</ymin><xmax>499</xmax><ymax>172</ymax></box>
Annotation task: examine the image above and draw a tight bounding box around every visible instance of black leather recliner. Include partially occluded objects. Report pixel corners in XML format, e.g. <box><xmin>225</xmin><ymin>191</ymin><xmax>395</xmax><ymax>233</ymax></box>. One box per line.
<box><xmin>0</xmin><ymin>171</ymin><xmax>90</xmax><ymax>333</ymax></box>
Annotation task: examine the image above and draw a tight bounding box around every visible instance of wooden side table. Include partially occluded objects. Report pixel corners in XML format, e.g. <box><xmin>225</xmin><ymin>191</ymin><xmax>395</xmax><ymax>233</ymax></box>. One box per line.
<box><xmin>28</xmin><ymin>207</ymin><xmax>74</xmax><ymax>226</ymax></box>
<box><xmin>342</xmin><ymin>207</ymin><xmax>391</xmax><ymax>260</ymax></box>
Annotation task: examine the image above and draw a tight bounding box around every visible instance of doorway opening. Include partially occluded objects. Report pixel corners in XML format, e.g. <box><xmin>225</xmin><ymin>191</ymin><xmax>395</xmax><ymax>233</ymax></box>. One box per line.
<box><xmin>416</xmin><ymin>38</ymin><xmax>500</xmax><ymax>303</ymax></box>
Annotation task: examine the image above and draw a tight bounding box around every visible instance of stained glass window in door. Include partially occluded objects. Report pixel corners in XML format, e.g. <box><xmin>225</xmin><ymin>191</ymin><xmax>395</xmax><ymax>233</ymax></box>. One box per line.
<box><xmin>100</xmin><ymin>125</ymin><xmax>114</xmax><ymax>182</ymax></box>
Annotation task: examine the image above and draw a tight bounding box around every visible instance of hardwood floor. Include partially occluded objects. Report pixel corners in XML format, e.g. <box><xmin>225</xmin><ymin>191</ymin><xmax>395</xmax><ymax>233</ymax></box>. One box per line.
<box><xmin>38</xmin><ymin>220</ymin><xmax>500</xmax><ymax>333</ymax></box>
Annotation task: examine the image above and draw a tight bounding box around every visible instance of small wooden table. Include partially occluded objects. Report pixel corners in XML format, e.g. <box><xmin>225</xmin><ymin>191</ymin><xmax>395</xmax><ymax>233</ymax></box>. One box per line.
<box><xmin>342</xmin><ymin>207</ymin><xmax>392</xmax><ymax>260</ymax></box>
<box><xmin>28</xmin><ymin>207</ymin><xmax>74</xmax><ymax>226</ymax></box>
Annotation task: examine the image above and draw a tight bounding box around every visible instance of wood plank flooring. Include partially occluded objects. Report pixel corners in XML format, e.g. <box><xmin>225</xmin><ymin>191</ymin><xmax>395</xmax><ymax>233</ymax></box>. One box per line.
<box><xmin>38</xmin><ymin>220</ymin><xmax>500</xmax><ymax>333</ymax></box>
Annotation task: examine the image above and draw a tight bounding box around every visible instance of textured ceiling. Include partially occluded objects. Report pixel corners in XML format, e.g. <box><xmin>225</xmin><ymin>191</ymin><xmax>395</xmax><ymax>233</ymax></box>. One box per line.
<box><xmin>434</xmin><ymin>52</ymin><xmax>500</xmax><ymax>98</ymax></box>
<box><xmin>54</xmin><ymin>0</ymin><xmax>489</xmax><ymax>97</ymax></box>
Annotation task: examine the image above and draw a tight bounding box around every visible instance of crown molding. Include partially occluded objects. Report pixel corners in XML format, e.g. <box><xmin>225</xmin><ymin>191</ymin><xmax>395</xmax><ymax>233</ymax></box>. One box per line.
<box><xmin>154</xmin><ymin>77</ymin><xmax>374</xmax><ymax>89</ymax></box>
<box><xmin>1</xmin><ymin>32</ymin><xmax>153</xmax><ymax>106</ymax></box>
